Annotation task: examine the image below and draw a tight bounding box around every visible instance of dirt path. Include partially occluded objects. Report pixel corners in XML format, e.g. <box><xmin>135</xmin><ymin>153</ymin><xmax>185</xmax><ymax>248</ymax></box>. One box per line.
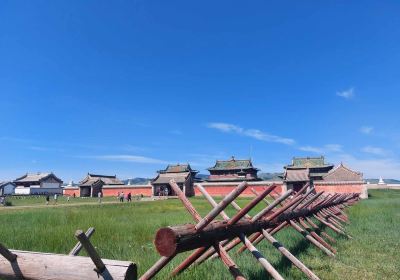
<box><xmin>0</xmin><ymin>198</ymin><xmax>158</xmax><ymax>211</ymax></box>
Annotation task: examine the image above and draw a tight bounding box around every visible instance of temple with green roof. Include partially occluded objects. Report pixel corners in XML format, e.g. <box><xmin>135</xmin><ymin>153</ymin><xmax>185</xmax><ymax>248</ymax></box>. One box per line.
<box><xmin>152</xmin><ymin>164</ymin><xmax>198</xmax><ymax>196</ymax></box>
<box><xmin>283</xmin><ymin>156</ymin><xmax>334</xmax><ymax>192</ymax></box>
<box><xmin>207</xmin><ymin>156</ymin><xmax>260</xmax><ymax>182</ymax></box>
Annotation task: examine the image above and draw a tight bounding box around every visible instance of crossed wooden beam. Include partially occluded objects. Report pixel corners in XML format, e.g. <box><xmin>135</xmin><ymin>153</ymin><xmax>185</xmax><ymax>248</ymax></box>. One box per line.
<box><xmin>0</xmin><ymin>227</ymin><xmax>137</xmax><ymax>280</ymax></box>
<box><xmin>141</xmin><ymin>180</ymin><xmax>359</xmax><ymax>280</ymax></box>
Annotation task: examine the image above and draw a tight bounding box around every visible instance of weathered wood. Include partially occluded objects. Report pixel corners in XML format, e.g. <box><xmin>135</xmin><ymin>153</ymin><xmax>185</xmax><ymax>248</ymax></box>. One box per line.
<box><xmin>75</xmin><ymin>229</ymin><xmax>106</xmax><ymax>273</ymax></box>
<box><xmin>168</xmin><ymin>180</ymin><xmax>246</xmax><ymax>280</ymax></box>
<box><xmin>197</xmin><ymin>184</ymin><xmax>284</xmax><ymax>280</ymax></box>
<box><xmin>0</xmin><ymin>250</ymin><xmax>137</xmax><ymax>280</ymax></box>
<box><xmin>232</xmin><ymin>200</ymin><xmax>320</xmax><ymax>280</ymax></box>
<box><xmin>154</xmin><ymin>200</ymin><xmax>348</xmax><ymax>257</ymax></box>
<box><xmin>195</xmin><ymin>182</ymin><xmax>247</xmax><ymax>231</ymax></box>
<box><xmin>0</xmin><ymin>243</ymin><xmax>17</xmax><ymax>263</ymax></box>
<box><xmin>69</xmin><ymin>227</ymin><xmax>95</xmax><ymax>256</ymax></box>
<box><xmin>139</xmin><ymin>256</ymin><xmax>174</xmax><ymax>280</ymax></box>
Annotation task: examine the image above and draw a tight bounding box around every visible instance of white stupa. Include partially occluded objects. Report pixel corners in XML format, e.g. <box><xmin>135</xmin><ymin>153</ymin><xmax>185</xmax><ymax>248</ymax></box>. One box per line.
<box><xmin>67</xmin><ymin>180</ymin><xmax>74</xmax><ymax>187</ymax></box>
<box><xmin>378</xmin><ymin>177</ymin><xmax>386</xmax><ymax>185</ymax></box>
<box><xmin>127</xmin><ymin>179</ymin><xmax>132</xmax><ymax>186</ymax></box>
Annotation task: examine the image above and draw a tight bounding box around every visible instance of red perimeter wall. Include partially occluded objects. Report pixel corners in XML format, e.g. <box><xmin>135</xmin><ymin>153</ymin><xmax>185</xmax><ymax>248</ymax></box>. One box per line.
<box><xmin>194</xmin><ymin>181</ymin><xmax>284</xmax><ymax>197</ymax></box>
<box><xmin>102</xmin><ymin>186</ymin><xmax>152</xmax><ymax>197</ymax></box>
<box><xmin>314</xmin><ymin>182</ymin><xmax>365</xmax><ymax>195</ymax></box>
<box><xmin>63</xmin><ymin>186</ymin><xmax>153</xmax><ymax>197</ymax></box>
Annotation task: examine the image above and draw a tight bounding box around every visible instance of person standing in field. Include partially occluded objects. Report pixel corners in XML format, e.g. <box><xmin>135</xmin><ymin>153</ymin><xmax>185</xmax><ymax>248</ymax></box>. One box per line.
<box><xmin>127</xmin><ymin>192</ymin><xmax>132</xmax><ymax>202</ymax></box>
<box><xmin>120</xmin><ymin>191</ymin><xmax>124</xmax><ymax>202</ymax></box>
<box><xmin>54</xmin><ymin>194</ymin><xmax>58</xmax><ymax>205</ymax></box>
<box><xmin>45</xmin><ymin>195</ymin><xmax>50</xmax><ymax>205</ymax></box>
<box><xmin>98</xmin><ymin>191</ymin><xmax>102</xmax><ymax>203</ymax></box>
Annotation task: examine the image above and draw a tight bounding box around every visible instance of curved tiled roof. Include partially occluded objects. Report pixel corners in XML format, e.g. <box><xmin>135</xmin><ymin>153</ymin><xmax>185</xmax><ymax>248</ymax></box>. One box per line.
<box><xmin>322</xmin><ymin>163</ymin><xmax>363</xmax><ymax>182</ymax></box>
<box><xmin>14</xmin><ymin>173</ymin><xmax>63</xmax><ymax>183</ymax></box>
<box><xmin>208</xmin><ymin>157</ymin><xmax>259</xmax><ymax>171</ymax></box>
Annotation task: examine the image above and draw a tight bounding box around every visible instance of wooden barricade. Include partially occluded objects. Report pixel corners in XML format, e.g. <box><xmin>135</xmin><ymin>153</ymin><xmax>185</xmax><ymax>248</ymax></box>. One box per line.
<box><xmin>0</xmin><ymin>228</ymin><xmax>137</xmax><ymax>280</ymax></box>
<box><xmin>141</xmin><ymin>180</ymin><xmax>359</xmax><ymax>280</ymax></box>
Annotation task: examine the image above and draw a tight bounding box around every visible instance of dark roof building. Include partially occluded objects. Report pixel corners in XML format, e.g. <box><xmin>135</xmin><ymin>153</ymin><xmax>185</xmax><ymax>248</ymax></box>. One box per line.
<box><xmin>0</xmin><ymin>181</ymin><xmax>16</xmax><ymax>196</ymax></box>
<box><xmin>79</xmin><ymin>173</ymin><xmax>124</xmax><ymax>197</ymax></box>
<box><xmin>207</xmin><ymin>157</ymin><xmax>260</xmax><ymax>182</ymax></box>
<box><xmin>152</xmin><ymin>164</ymin><xmax>198</xmax><ymax>197</ymax></box>
<box><xmin>14</xmin><ymin>173</ymin><xmax>63</xmax><ymax>187</ymax></box>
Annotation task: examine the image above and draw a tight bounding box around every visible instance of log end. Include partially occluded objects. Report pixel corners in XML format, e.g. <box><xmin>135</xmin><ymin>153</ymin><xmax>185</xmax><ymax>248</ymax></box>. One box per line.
<box><xmin>154</xmin><ymin>227</ymin><xmax>177</xmax><ymax>257</ymax></box>
<box><xmin>124</xmin><ymin>263</ymin><xmax>137</xmax><ymax>280</ymax></box>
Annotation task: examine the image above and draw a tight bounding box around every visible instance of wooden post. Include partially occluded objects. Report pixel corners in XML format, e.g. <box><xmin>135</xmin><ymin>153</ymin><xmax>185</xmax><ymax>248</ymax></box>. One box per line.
<box><xmin>75</xmin><ymin>230</ymin><xmax>106</xmax><ymax>273</ymax></box>
<box><xmin>139</xmin><ymin>256</ymin><xmax>175</xmax><ymax>280</ymax></box>
<box><xmin>231</xmin><ymin>201</ymin><xmax>320</xmax><ymax>280</ymax></box>
<box><xmin>69</xmin><ymin>227</ymin><xmax>95</xmax><ymax>256</ymax></box>
<box><xmin>0</xmin><ymin>243</ymin><xmax>17</xmax><ymax>262</ymax></box>
<box><xmin>194</xmin><ymin>182</ymin><xmax>247</xmax><ymax>231</ymax></box>
<box><xmin>168</xmin><ymin>180</ymin><xmax>247</xmax><ymax>280</ymax></box>
<box><xmin>0</xmin><ymin>250</ymin><xmax>137</xmax><ymax>280</ymax></box>
<box><xmin>196</xmin><ymin>184</ymin><xmax>284</xmax><ymax>280</ymax></box>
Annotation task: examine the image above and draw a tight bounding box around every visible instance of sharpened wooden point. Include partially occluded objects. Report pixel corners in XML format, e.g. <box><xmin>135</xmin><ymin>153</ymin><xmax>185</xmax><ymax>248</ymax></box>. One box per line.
<box><xmin>75</xmin><ymin>229</ymin><xmax>106</xmax><ymax>273</ymax></box>
<box><xmin>0</xmin><ymin>243</ymin><xmax>17</xmax><ymax>263</ymax></box>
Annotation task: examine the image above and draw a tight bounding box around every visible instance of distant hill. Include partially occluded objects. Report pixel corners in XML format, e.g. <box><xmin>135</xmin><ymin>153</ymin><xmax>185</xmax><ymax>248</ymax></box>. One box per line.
<box><xmin>196</xmin><ymin>174</ymin><xmax>209</xmax><ymax>180</ymax></box>
<box><xmin>365</xmin><ymin>179</ymin><xmax>400</xmax><ymax>184</ymax></box>
<box><xmin>122</xmin><ymin>178</ymin><xmax>151</xmax><ymax>185</ymax></box>
<box><xmin>259</xmin><ymin>172</ymin><xmax>283</xmax><ymax>181</ymax></box>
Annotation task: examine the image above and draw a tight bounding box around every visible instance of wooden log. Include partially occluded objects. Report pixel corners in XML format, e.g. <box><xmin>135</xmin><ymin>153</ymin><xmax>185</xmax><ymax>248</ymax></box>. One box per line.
<box><xmin>155</xmin><ymin>204</ymin><xmax>340</xmax><ymax>257</ymax></box>
<box><xmin>69</xmin><ymin>227</ymin><xmax>95</xmax><ymax>256</ymax></box>
<box><xmin>168</xmin><ymin>180</ymin><xmax>246</xmax><ymax>280</ymax></box>
<box><xmin>0</xmin><ymin>250</ymin><xmax>136</xmax><ymax>280</ymax></box>
<box><xmin>197</xmin><ymin>184</ymin><xmax>284</xmax><ymax>280</ymax></box>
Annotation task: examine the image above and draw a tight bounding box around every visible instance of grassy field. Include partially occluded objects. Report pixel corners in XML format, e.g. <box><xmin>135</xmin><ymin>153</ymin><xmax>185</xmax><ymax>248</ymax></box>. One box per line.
<box><xmin>0</xmin><ymin>189</ymin><xmax>399</xmax><ymax>279</ymax></box>
<box><xmin>1</xmin><ymin>195</ymin><xmax>127</xmax><ymax>207</ymax></box>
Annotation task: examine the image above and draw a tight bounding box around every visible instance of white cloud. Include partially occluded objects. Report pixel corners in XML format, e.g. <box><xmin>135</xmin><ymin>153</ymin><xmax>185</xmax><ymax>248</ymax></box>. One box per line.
<box><xmin>299</xmin><ymin>144</ymin><xmax>342</xmax><ymax>154</ymax></box>
<box><xmin>84</xmin><ymin>155</ymin><xmax>168</xmax><ymax>164</ymax></box>
<box><xmin>361</xmin><ymin>146</ymin><xmax>388</xmax><ymax>156</ymax></box>
<box><xmin>330</xmin><ymin>153</ymin><xmax>400</xmax><ymax>178</ymax></box>
<box><xmin>360</xmin><ymin>126</ymin><xmax>374</xmax><ymax>134</ymax></box>
<box><xmin>336</xmin><ymin>87</ymin><xmax>355</xmax><ymax>99</ymax></box>
<box><xmin>207</xmin><ymin>122</ymin><xmax>295</xmax><ymax>145</ymax></box>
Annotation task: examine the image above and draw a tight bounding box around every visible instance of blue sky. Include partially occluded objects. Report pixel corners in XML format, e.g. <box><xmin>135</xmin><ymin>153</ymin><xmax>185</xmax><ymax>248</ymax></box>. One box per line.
<box><xmin>1</xmin><ymin>1</ymin><xmax>400</xmax><ymax>181</ymax></box>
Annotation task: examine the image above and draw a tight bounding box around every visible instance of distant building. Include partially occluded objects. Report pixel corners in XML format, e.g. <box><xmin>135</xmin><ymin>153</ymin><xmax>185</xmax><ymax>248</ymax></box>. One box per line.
<box><xmin>79</xmin><ymin>173</ymin><xmax>124</xmax><ymax>197</ymax></box>
<box><xmin>207</xmin><ymin>157</ymin><xmax>260</xmax><ymax>182</ymax></box>
<box><xmin>320</xmin><ymin>163</ymin><xmax>363</xmax><ymax>182</ymax></box>
<box><xmin>378</xmin><ymin>177</ymin><xmax>386</xmax><ymax>185</ymax></box>
<box><xmin>14</xmin><ymin>173</ymin><xmax>63</xmax><ymax>195</ymax></box>
<box><xmin>283</xmin><ymin>156</ymin><xmax>334</xmax><ymax>192</ymax></box>
<box><xmin>0</xmin><ymin>181</ymin><xmax>16</xmax><ymax>196</ymax></box>
<box><xmin>152</xmin><ymin>164</ymin><xmax>198</xmax><ymax>197</ymax></box>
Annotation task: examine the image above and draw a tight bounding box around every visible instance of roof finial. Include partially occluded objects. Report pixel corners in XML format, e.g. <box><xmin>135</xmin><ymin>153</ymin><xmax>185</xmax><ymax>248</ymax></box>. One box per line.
<box><xmin>231</xmin><ymin>156</ymin><xmax>235</xmax><ymax>161</ymax></box>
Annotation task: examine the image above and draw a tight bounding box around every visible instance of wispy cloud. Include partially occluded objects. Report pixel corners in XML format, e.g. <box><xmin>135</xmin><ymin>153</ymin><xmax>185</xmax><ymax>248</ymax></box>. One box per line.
<box><xmin>82</xmin><ymin>155</ymin><xmax>168</xmax><ymax>164</ymax></box>
<box><xmin>361</xmin><ymin>146</ymin><xmax>388</xmax><ymax>156</ymax></box>
<box><xmin>330</xmin><ymin>153</ymin><xmax>400</xmax><ymax>178</ymax></box>
<box><xmin>360</xmin><ymin>126</ymin><xmax>373</xmax><ymax>134</ymax></box>
<box><xmin>207</xmin><ymin>122</ymin><xmax>295</xmax><ymax>145</ymax></box>
<box><xmin>299</xmin><ymin>144</ymin><xmax>342</xmax><ymax>154</ymax></box>
<box><xmin>336</xmin><ymin>87</ymin><xmax>355</xmax><ymax>99</ymax></box>
<box><xmin>28</xmin><ymin>146</ymin><xmax>64</xmax><ymax>152</ymax></box>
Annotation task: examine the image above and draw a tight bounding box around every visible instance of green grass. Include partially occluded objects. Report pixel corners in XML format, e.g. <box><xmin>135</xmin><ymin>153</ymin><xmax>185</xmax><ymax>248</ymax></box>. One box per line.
<box><xmin>2</xmin><ymin>195</ymin><xmax>122</xmax><ymax>207</ymax></box>
<box><xmin>0</xmin><ymin>190</ymin><xmax>399</xmax><ymax>279</ymax></box>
